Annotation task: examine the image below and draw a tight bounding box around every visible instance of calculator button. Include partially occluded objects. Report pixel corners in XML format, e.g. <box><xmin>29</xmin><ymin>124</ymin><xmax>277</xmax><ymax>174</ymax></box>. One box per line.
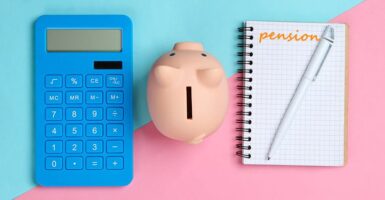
<box><xmin>66</xmin><ymin>91</ymin><xmax>83</xmax><ymax>104</ymax></box>
<box><xmin>106</xmin><ymin>108</ymin><xmax>124</xmax><ymax>121</ymax></box>
<box><xmin>46</xmin><ymin>124</ymin><xmax>63</xmax><ymax>137</ymax></box>
<box><xmin>45</xmin><ymin>75</ymin><xmax>62</xmax><ymax>88</ymax></box>
<box><xmin>107</xmin><ymin>124</ymin><xmax>123</xmax><ymax>137</ymax></box>
<box><xmin>86</xmin><ymin>108</ymin><xmax>103</xmax><ymax>121</ymax></box>
<box><xmin>66</xmin><ymin>124</ymin><xmax>83</xmax><ymax>137</ymax></box>
<box><xmin>107</xmin><ymin>140</ymin><xmax>124</xmax><ymax>153</ymax></box>
<box><xmin>86</xmin><ymin>91</ymin><xmax>103</xmax><ymax>104</ymax></box>
<box><xmin>45</xmin><ymin>141</ymin><xmax>63</xmax><ymax>154</ymax></box>
<box><xmin>106</xmin><ymin>75</ymin><xmax>123</xmax><ymax>88</ymax></box>
<box><xmin>107</xmin><ymin>157</ymin><xmax>124</xmax><ymax>170</ymax></box>
<box><xmin>106</xmin><ymin>91</ymin><xmax>123</xmax><ymax>104</ymax></box>
<box><xmin>66</xmin><ymin>75</ymin><xmax>82</xmax><ymax>88</ymax></box>
<box><xmin>46</xmin><ymin>108</ymin><xmax>63</xmax><ymax>121</ymax></box>
<box><xmin>45</xmin><ymin>92</ymin><xmax>63</xmax><ymax>104</ymax></box>
<box><xmin>66</xmin><ymin>141</ymin><xmax>83</xmax><ymax>154</ymax></box>
<box><xmin>86</xmin><ymin>141</ymin><xmax>103</xmax><ymax>153</ymax></box>
<box><xmin>46</xmin><ymin>157</ymin><xmax>63</xmax><ymax>170</ymax></box>
<box><xmin>86</xmin><ymin>157</ymin><xmax>103</xmax><ymax>170</ymax></box>
<box><xmin>86</xmin><ymin>124</ymin><xmax>103</xmax><ymax>137</ymax></box>
<box><xmin>86</xmin><ymin>75</ymin><xmax>103</xmax><ymax>88</ymax></box>
<box><xmin>66</xmin><ymin>108</ymin><xmax>83</xmax><ymax>121</ymax></box>
<box><xmin>66</xmin><ymin>157</ymin><xmax>83</xmax><ymax>170</ymax></box>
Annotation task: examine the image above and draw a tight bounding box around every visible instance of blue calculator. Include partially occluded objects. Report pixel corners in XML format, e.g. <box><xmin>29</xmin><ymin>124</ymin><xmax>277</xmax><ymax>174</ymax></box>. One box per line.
<box><xmin>34</xmin><ymin>15</ymin><xmax>133</xmax><ymax>186</ymax></box>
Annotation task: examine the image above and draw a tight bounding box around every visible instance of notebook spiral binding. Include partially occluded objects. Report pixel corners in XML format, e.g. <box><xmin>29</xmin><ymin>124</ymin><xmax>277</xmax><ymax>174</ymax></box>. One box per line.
<box><xmin>236</xmin><ymin>25</ymin><xmax>254</xmax><ymax>159</ymax></box>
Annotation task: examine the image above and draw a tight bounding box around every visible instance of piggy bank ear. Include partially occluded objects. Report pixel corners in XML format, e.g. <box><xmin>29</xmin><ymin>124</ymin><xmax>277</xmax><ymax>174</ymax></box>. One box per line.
<box><xmin>153</xmin><ymin>65</ymin><xmax>181</xmax><ymax>86</ymax></box>
<box><xmin>197</xmin><ymin>68</ymin><xmax>224</xmax><ymax>87</ymax></box>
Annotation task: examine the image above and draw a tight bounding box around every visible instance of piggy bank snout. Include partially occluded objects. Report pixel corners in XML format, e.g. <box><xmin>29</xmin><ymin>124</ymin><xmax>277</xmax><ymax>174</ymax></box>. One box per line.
<box><xmin>153</xmin><ymin>65</ymin><xmax>224</xmax><ymax>88</ymax></box>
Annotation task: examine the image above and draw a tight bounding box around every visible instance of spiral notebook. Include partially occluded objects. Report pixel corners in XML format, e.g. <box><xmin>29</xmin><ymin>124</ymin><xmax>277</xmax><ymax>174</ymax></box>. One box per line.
<box><xmin>236</xmin><ymin>21</ymin><xmax>348</xmax><ymax>166</ymax></box>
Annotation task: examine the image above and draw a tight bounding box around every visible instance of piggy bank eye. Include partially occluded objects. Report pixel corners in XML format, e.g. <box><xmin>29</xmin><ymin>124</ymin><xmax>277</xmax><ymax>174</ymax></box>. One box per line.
<box><xmin>169</xmin><ymin>52</ymin><xmax>175</xmax><ymax>56</ymax></box>
<box><xmin>197</xmin><ymin>68</ymin><xmax>224</xmax><ymax>87</ymax></box>
<box><xmin>201</xmin><ymin>53</ymin><xmax>207</xmax><ymax>57</ymax></box>
<box><xmin>153</xmin><ymin>65</ymin><xmax>180</xmax><ymax>86</ymax></box>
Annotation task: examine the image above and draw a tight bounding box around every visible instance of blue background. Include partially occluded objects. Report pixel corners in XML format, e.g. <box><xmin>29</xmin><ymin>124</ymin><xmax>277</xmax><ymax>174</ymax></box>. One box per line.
<box><xmin>0</xmin><ymin>0</ymin><xmax>361</xmax><ymax>199</ymax></box>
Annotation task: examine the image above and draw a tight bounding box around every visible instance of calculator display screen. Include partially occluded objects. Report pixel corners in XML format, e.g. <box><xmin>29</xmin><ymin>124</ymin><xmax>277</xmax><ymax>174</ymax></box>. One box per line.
<box><xmin>47</xmin><ymin>29</ymin><xmax>122</xmax><ymax>52</ymax></box>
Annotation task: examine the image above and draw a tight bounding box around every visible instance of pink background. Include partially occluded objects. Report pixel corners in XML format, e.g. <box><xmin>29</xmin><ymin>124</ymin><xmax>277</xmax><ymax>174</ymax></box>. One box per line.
<box><xmin>18</xmin><ymin>0</ymin><xmax>385</xmax><ymax>199</ymax></box>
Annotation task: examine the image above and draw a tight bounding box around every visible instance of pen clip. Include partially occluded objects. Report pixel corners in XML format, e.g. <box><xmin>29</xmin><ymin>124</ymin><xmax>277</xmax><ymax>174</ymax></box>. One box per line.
<box><xmin>313</xmin><ymin>43</ymin><xmax>332</xmax><ymax>81</ymax></box>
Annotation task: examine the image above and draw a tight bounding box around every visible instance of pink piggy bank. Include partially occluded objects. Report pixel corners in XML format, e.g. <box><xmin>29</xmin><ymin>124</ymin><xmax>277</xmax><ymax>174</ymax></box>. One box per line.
<box><xmin>147</xmin><ymin>42</ymin><xmax>229</xmax><ymax>144</ymax></box>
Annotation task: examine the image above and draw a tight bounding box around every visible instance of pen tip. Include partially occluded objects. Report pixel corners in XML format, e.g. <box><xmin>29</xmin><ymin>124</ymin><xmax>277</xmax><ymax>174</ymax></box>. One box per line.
<box><xmin>267</xmin><ymin>156</ymin><xmax>271</xmax><ymax>160</ymax></box>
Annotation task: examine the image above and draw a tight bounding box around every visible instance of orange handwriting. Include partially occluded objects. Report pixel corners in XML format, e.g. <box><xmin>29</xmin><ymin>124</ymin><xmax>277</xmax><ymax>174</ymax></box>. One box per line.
<box><xmin>259</xmin><ymin>30</ymin><xmax>320</xmax><ymax>43</ymax></box>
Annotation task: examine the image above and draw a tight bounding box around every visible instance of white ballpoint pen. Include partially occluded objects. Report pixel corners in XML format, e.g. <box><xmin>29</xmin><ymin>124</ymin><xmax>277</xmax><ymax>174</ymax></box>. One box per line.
<box><xmin>267</xmin><ymin>25</ymin><xmax>335</xmax><ymax>160</ymax></box>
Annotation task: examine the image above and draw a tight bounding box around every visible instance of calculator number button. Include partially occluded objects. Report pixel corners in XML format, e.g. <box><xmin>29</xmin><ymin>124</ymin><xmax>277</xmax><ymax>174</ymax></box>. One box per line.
<box><xmin>86</xmin><ymin>157</ymin><xmax>103</xmax><ymax>170</ymax></box>
<box><xmin>66</xmin><ymin>141</ymin><xmax>83</xmax><ymax>154</ymax></box>
<box><xmin>107</xmin><ymin>108</ymin><xmax>124</xmax><ymax>121</ymax></box>
<box><xmin>45</xmin><ymin>92</ymin><xmax>63</xmax><ymax>104</ymax></box>
<box><xmin>45</xmin><ymin>157</ymin><xmax>62</xmax><ymax>170</ymax></box>
<box><xmin>46</xmin><ymin>108</ymin><xmax>63</xmax><ymax>121</ymax></box>
<box><xmin>46</xmin><ymin>124</ymin><xmax>62</xmax><ymax>137</ymax></box>
<box><xmin>46</xmin><ymin>141</ymin><xmax>63</xmax><ymax>154</ymax></box>
<box><xmin>86</xmin><ymin>108</ymin><xmax>103</xmax><ymax>121</ymax></box>
<box><xmin>66</xmin><ymin>92</ymin><xmax>83</xmax><ymax>104</ymax></box>
<box><xmin>66</xmin><ymin>157</ymin><xmax>83</xmax><ymax>170</ymax></box>
<box><xmin>66</xmin><ymin>124</ymin><xmax>82</xmax><ymax>137</ymax></box>
<box><xmin>106</xmin><ymin>91</ymin><xmax>123</xmax><ymax>104</ymax></box>
<box><xmin>107</xmin><ymin>157</ymin><xmax>124</xmax><ymax>170</ymax></box>
<box><xmin>86</xmin><ymin>124</ymin><xmax>103</xmax><ymax>137</ymax></box>
<box><xmin>86</xmin><ymin>75</ymin><xmax>103</xmax><ymax>88</ymax></box>
<box><xmin>66</xmin><ymin>75</ymin><xmax>82</xmax><ymax>88</ymax></box>
<box><xmin>107</xmin><ymin>124</ymin><xmax>123</xmax><ymax>137</ymax></box>
<box><xmin>106</xmin><ymin>75</ymin><xmax>123</xmax><ymax>88</ymax></box>
<box><xmin>107</xmin><ymin>140</ymin><xmax>124</xmax><ymax>153</ymax></box>
<box><xmin>86</xmin><ymin>91</ymin><xmax>103</xmax><ymax>104</ymax></box>
<box><xmin>66</xmin><ymin>108</ymin><xmax>83</xmax><ymax>121</ymax></box>
<box><xmin>45</xmin><ymin>75</ymin><xmax>62</xmax><ymax>88</ymax></box>
<box><xmin>86</xmin><ymin>141</ymin><xmax>103</xmax><ymax>153</ymax></box>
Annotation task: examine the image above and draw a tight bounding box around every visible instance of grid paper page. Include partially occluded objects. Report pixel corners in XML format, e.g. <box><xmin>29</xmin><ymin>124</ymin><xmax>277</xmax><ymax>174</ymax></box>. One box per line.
<box><xmin>242</xmin><ymin>21</ymin><xmax>346</xmax><ymax>166</ymax></box>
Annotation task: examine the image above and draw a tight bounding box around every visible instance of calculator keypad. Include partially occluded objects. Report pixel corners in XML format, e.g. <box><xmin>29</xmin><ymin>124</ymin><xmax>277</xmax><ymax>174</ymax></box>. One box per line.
<box><xmin>44</xmin><ymin>74</ymin><xmax>125</xmax><ymax>170</ymax></box>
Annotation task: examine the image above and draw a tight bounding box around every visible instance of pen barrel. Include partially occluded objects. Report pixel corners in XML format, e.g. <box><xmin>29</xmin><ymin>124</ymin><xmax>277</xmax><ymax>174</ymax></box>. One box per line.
<box><xmin>268</xmin><ymin>78</ymin><xmax>311</xmax><ymax>158</ymax></box>
<box><xmin>303</xmin><ymin>39</ymin><xmax>333</xmax><ymax>80</ymax></box>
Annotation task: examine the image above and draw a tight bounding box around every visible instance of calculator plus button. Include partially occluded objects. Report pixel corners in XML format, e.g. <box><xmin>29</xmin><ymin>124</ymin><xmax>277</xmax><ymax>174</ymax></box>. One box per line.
<box><xmin>45</xmin><ymin>157</ymin><xmax>63</xmax><ymax>170</ymax></box>
<box><xmin>107</xmin><ymin>157</ymin><xmax>124</xmax><ymax>170</ymax></box>
<box><xmin>45</xmin><ymin>108</ymin><xmax>63</xmax><ymax>121</ymax></box>
<box><xmin>66</xmin><ymin>157</ymin><xmax>83</xmax><ymax>170</ymax></box>
<box><xmin>45</xmin><ymin>141</ymin><xmax>63</xmax><ymax>154</ymax></box>
<box><xmin>86</xmin><ymin>140</ymin><xmax>103</xmax><ymax>153</ymax></box>
<box><xmin>106</xmin><ymin>75</ymin><xmax>123</xmax><ymax>88</ymax></box>
<box><xmin>45</xmin><ymin>92</ymin><xmax>63</xmax><ymax>104</ymax></box>
<box><xmin>86</xmin><ymin>124</ymin><xmax>103</xmax><ymax>137</ymax></box>
<box><xmin>66</xmin><ymin>91</ymin><xmax>83</xmax><ymax>104</ymax></box>
<box><xmin>86</xmin><ymin>157</ymin><xmax>103</xmax><ymax>170</ymax></box>
<box><xmin>66</xmin><ymin>124</ymin><xmax>83</xmax><ymax>137</ymax></box>
<box><xmin>107</xmin><ymin>140</ymin><xmax>124</xmax><ymax>153</ymax></box>
<box><xmin>106</xmin><ymin>91</ymin><xmax>123</xmax><ymax>104</ymax></box>
<box><xmin>86</xmin><ymin>108</ymin><xmax>103</xmax><ymax>121</ymax></box>
<box><xmin>46</xmin><ymin>124</ymin><xmax>63</xmax><ymax>137</ymax></box>
<box><xmin>107</xmin><ymin>124</ymin><xmax>123</xmax><ymax>137</ymax></box>
<box><xmin>66</xmin><ymin>75</ymin><xmax>83</xmax><ymax>88</ymax></box>
<box><xmin>66</xmin><ymin>108</ymin><xmax>83</xmax><ymax>121</ymax></box>
<box><xmin>66</xmin><ymin>140</ymin><xmax>83</xmax><ymax>154</ymax></box>
<box><xmin>106</xmin><ymin>108</ymin><xmax>124</xmax><ymax>121</ymax></box>
<box><xmin>86</xmin><ymin>91</ymin><xmax>103</xmax><ymax>104</ymax></box>
<box><xmin>45</xmin><ymin>75</ymin><xmax>62</xmax><ymax>88</ymax></box>
<box><xmin>86</xmin><ymin>75</ymin><xmax>103</xmax><ymax>88</ymax></box>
